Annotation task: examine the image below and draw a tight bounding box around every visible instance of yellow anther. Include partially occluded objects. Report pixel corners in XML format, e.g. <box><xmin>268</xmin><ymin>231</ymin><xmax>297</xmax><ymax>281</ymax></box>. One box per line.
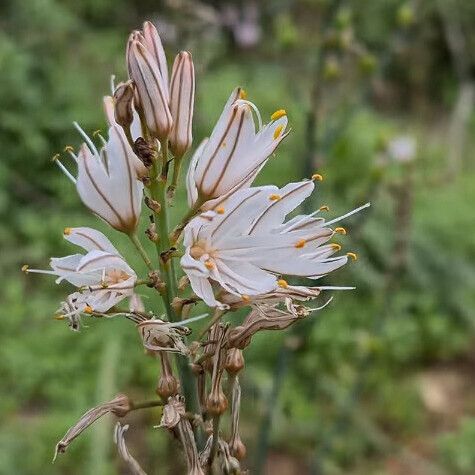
<box><xmin>21</xmin><ymin>264</ymin><xmax>29</xmax><ymax>273</ymax></box>
<box><xmin>273</xmin><ymin>125</ymin><xmax>284</xmax><ymax>140</ymax></box>
<box><xmin>221</xmin><ymin>141</ymin><xmax>227</xmax><ymax>148</ymax></box>
<box><xmin>241</xmin><ymin>294</ymin><xmax>250</xmax><ymax>302</ymax></box>
<box><xmin>330</xmin><ymin>243</ymin><xmax>342</xmax><ymax>251</ymax></box>
<box><xmin>92</xmin><ymin>129</ymin><xmax>102</xmax><ymax>137</ymax></box>
<box><xmin>239</xmin><ymin>89</ymin><xmax>247</xmax><ymax>100</ymax></box>
<box><xmin>271</xmin><ymin>109</ymin><xmax>287</xmax><ymax>121</ymax></box>
<box><xmin>54</xmin><ymin>315</ymin><xmax>65</xmax><ymax>320</ymax></box>
<box><xmin>205</xmin><ymin>260</ymin><xmax>215</xmax><ymax>270</ymax></box>
<box><xmin>64</xmin><ymin>145</ymin><xmax>74</xmax><ymax>153</ymax></box>
<box><xmin>63</xmin><ymin>227</ymin><xmax>72</xmax><ymax>236</ymax></box>
<box><xmin>347</xmin><ymin>252</ymin><xmax>358</xmax><ymax>261</ymax></box>
<box><xmin>269</xmin><ymin>194</ymin><xmax>281</xmax><ymax>201</ymax></box>
<box><xmin>277</xmin><ymin>279</ymin><xmax>288</xmax><ymax>289</ymax></box>
<box><xmin>51</xmin><ymin>153</ymin><xmax>60</xmax><ymax>162</ymax></box>
<box><xmin>312</xmin><ymin>173</ymin><xmax>323</xmax><ymax>181</ymax></box>
<box><xmin>319</xmin><ymin>205</ymin><xmax>330</xmax><ymax>212</ymax></box>
<box><xmin>84</xmin><ymin>305</ymin><xmax>93</xmax><ymax>314</ymax></box>
<box><xmin>334</xmin><ymin>227</ymin><xmax>347</xmax><ymax>235</ymax></box>
<box><xmin>294</xmin><ymin>239</ymin><xmax>306</xmax><ymax>249</ymax></box>
<box><xmin>215</xmin><ymin>207</ymin><xmax>225</xmax><ymax>214</ymax></box>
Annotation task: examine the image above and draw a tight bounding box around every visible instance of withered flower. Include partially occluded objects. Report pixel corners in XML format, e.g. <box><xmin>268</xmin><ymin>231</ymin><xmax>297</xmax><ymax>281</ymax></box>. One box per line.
<box><xmin>54</xmin><ymin>394</ymin><xmax>131</xmax><ymax>460</ymax></box>
<box><xmin>114</xmin><ymin>423</ymin><xmax>147</xmax><ymax>475</ymax></box>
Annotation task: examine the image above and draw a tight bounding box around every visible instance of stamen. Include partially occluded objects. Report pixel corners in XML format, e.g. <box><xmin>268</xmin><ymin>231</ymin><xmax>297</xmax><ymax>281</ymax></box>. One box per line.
<box><xmin>73</xmin><ymin>121</ymin><xmax>99</xmax><ymax>156</ymax></box>
<box><xmin>22</xmin><ymin>268</ymin><xmax>57</xmax><ymax>276</ymax></box>
<box><xmin>241</xmin><ymin>294</ymin><xmax>250</xmax><ymax>302</ymax></box>
<box><xmin>330</xmin><ymin>243</ymin><xmax>342</xmax><ymax>251</ymax></box>
<box><xmin>53</xmin><ymin>155</ymin><xmax>77</xmax><ymax>184</ymax></box>
<box><xmin>63</xmin><ymin>227</ymin><xmax>72</xmax><ymax>236</ymax></box>
<box><xmin>54</xmin><ymin>315</ymin><xmax>65</xmax><ymax>320</ymax></box>
<box><xmin>21</xmin><ymin>264</ymin><xmax>29</xmax><ymax>273</ymax></box>
<box><xmin>294</xmin><ymin>239</ymin><xmax>306</xmax><ymax>249</ymax></box>
<box><xmin>319</xmin><ymin>205</ymin><xmax>330</xmax><ymax>212</ymax></box>
<box><xmin>277</xmin><ymin>279</ymin><xmax>288</xmax><ymax>288</ymax></box>
<box><xmin>205</xmin><ymin>260</ymin><xmax>215</xmax><ymax>270</ymax></box>
<box><xmin>110</xmin><ymin>74</ymin><xmax>116</xmax><ymax>95</ymax></box>
<box><xmin>347</xmin><ymin>252</ymin><xmax>357</xmax><ymax>261</ymax></box>
<box><xmin>325</xmin><ymin>203</ymin><xmax>371</xmax><ymax>226</ymax></box>
<box><xmin>64</xmin><ymin>145</ymin><xmax>78</xmax><ymax>163</ymax></box>
<box><xmin>235</xmin><ymin>99</ymin><xmax>262</xmax><ymax>129</ymax></box>
<box><xmin>84</xmin><ymin>305</ymin><xmax>93</xmax><ymax>314</ymax></box>
<box><xmin>239</xmin><ymin>88</ymin><xmax>247</xmax><ymax>100</ymax></box>
<box><xmin>312</xmin><ymin>173</ymin><xmax>323</xmax><ymax>181</ymax></box>
<box><xmin>273</xmin><ymin>125</ymin><xmax>284</xmax><ymax>140</ymax></box>
<box><xmin>215</xmin><ymin>207</ymin><xmax>225</xmax><ymax>214</ymax></box>
<box><xmin>271</xmin><ymin>109</ymin><xmax>287</xmax><ymax>121</ymax></box>
<box><xmin>269</xmin><ymin>194</ymin><xmax>281</xmax><ymax>201</ymax></box>
<box><xmin>334</xmin><ymin>227</ymin><xmax>347</xmax><ymax>235</ymax></box>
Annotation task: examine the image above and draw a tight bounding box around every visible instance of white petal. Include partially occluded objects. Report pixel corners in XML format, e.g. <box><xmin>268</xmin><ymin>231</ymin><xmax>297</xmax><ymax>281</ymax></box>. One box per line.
<box><xmin>186</xmin><ymin>138</ymin><xmax>208</xmax><ymax>207</ymax></box>
<box><xmin>64</xmin><ymin>227</ymin><xmax>120</xmax><ymax>254</ymax></box>
<box><xmin>188</xmin><ymin>273</ymin><xmax>219</xmax><ymax>307</ymax></box>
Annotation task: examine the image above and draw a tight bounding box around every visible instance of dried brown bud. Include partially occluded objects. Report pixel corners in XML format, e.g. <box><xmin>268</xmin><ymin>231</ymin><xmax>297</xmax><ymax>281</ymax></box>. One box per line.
<box><xmin>145</xmin><ymin>222</ymin><xmax>159</xmax><ymax>242</ymax></box>
<box><xmin>229</xmin><ymin>436</ymin><xmax>246</xmax><ymax>461</ymax></box>
<box><xmin>225</xmin><ymin>348</ymin><xmax>245</xmax><ymax>375</ymax></box>
<box><xmin>157</xmin><ymin>353</ymin><xmax>179</xmax><ymax>400</ymax></box>
<box><xmin>206</xmin><ymin>388</ymin><xmax>228</xmax><ymax>416</ymax></box>
<box><xmin>144</xmin><ymin>196</ymin><xmax>161</xmax><ymax>213</ymax></box>
<box><xmin>133</xmin><ymin>137</ymin><xmax>155</xmax><ymax>167</ymax></box>
<box><xmin>113</xmin><ymin>80</ymin><xmax>135</xmax><ymax>128</ymax></box>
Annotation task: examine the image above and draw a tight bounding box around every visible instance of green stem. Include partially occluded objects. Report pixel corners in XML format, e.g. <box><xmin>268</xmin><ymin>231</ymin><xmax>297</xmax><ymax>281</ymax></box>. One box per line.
<box><xmin>147</xmin><ymin>140</ymin><xmax>202</xmax><ymax>429</ymax></box>
<box><xmin>128</xmin><ymin>233</ymin><xmax>153</xmax><ymax>271</ymax></box>
<box><xmin>208</xmin><ymin>415</ymin><xmax>221</xmax><ymax>470</ymax></box>
<box><xmin>130</xmin><ymin>399</ymin><xmax>164</xmax><ymax>411</ymax></box>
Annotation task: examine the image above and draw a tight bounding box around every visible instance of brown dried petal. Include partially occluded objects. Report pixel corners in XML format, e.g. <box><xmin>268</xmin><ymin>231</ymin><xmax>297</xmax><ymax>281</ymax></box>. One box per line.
<box><xmin>54</xmin><ymin>394</ymin><xmax>131</xmax><ymax>460</ymax></box>
<box><xmin>160</xmin><ymin>395</ymin><xmax>186</xmax><ymax>429</ymax></box>
<box><xmin>114</xmin><ymin>423</ymin><xmax>147</xmax><ymax>475</ymax></box>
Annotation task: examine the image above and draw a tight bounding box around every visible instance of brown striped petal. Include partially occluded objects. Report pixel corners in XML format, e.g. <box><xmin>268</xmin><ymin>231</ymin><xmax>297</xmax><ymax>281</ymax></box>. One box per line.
<box><xmin>128</xmin><ymin>39</ymin><xmax>172</xmax><ymax>140</ymax></box>
<box><xmin>169</xmin><ymin>51</ymin><xmax>195</xmax><ymax>157</ymax></box>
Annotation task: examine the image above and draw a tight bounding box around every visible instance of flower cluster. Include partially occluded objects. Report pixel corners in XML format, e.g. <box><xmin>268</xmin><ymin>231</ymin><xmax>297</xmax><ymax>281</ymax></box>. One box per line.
<box><xmin>24</xmin><ymin>19</ymin><xmax>368</xmax><ymax>473</ymax></box>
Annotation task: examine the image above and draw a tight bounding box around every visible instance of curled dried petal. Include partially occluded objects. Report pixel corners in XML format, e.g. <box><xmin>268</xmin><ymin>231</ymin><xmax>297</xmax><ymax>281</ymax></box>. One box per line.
<box><xmin>114</xmin><ymin>423</ymin><xmax>147</xmax><ymax>475</ymax></box>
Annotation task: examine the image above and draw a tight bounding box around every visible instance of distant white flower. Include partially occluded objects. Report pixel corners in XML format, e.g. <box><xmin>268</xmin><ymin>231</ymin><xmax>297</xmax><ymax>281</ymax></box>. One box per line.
<box><xmin>55</xmin><ymin>124</ymin><xmax>146</xmax><ymax>234</ymax></box>
<box><xmin>25</xmin><ymin>227</ymin><xmax>136</xmax><ymax>313</ymax></box>
<box><xmin>186</xmin><ymin>88</ymin><xmax>289</xmax><ymax>208</ymax></box>
<box><xmin>181</xmin><ymin>179</ymin><xmax>369</xmax><ymax>307</ymax></box>
<box><xmin>387</xmin><ymin>135</ymin><xmax>416</xmax><ymax>163</ymax></box>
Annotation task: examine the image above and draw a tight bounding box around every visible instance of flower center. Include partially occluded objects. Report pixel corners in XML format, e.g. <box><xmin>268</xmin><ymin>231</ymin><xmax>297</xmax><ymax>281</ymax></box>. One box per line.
<box><xmin>105</xmin><ymin>269</ymin><xmax>130</xmax><ymax>285</ymax></box>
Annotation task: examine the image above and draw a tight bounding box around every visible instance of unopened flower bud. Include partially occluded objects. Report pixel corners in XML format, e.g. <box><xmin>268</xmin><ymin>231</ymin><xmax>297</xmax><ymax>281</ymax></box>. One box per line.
<box><xmin>206</xmin><ymin>388</ymin><xmax>228</xmax><ymax>415</ymax></box>
<box><xmin>225</xmin><ymin>348</ymin><xmax>245</xmax><ymax>375</ymax></box>
<box><xmin>169</xmin><ymin>51</ymin><xmax>195</xmax><ymax>158</ymax></box>
<box><xmin>127</xmin><ymin>24</ymin><xmax>172</xmax><ymax>140</ymax></box>
<box><xmin>113</xmin><ymin>80</ymin><xmax>135</xmax><ymax>129</ymax></box>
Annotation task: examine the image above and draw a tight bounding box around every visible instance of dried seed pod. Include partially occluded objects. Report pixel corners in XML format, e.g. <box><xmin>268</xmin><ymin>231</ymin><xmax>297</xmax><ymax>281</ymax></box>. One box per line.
<box><xmin>225</xmin><ymin>348</ymin><xmax>245</xmax><ymax>375</ymax></box>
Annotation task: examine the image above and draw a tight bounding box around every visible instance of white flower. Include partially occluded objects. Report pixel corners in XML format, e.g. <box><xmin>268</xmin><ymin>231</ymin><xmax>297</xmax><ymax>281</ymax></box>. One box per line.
<box><xmin>387</xmin><ymin>135</ymin><xmax>417</xmax><ymax>163</ymax></box>
<box><xmin>55</xmin><ymin>124</ymin><xmax>146</xmax><ymax>234</ymax></box>
<box><xmin>181</xmin><ymin>179</ymin><xmax>369</xmax><ymax>307</ymax></box>
<box><xmin>25</xmin><ymin>227</ymin><xmax>137</xmax><ymax>313</ymax></box>
<box><xmin>186</xmin><ymin>88</ymin><xmax>289</xmax><ymax>208</ymax></box>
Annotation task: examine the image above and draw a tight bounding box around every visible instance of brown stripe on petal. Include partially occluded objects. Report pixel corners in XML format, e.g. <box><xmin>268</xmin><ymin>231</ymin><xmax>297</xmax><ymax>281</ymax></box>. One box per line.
<box><xmin>81</xmin><ymin>149</ymin><xmax>128</xmax><ymax>230</ymax></box>
<box><xmin>73</xmin><ymin>231</ymin><xmax>107</xmax><ymax>252</ymax></box>
<box><xmin>76</xmin><ymin>253</ymin><xmax>120</xmax><ymax>272</ymax></box>
<box><xmin>248</xmin><ymin>181</ymin><xmax>311</xmax><ymax>234</ymax></box>
<box><xmin>207</xmin><ymin>109</ymin><xmax>246</xmax><ymax>197</ymax></box>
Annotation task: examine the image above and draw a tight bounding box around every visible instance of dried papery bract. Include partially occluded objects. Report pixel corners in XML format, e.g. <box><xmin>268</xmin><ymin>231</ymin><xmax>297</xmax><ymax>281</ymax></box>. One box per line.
<box><xmin>54</xmin><ymin>394</ymin><xmax>131</xmax><ymax>460</ymax></box>
<box><xmin>113</xmin><ymin>80</ymin><xmax>135</xmax><ymax>129</ymax></box>
<box><xmin>170</xmin><ymin>51</ymin><xmax>195</xmax><ymax>158</ymax></box>
<box><xmin>159</xmin><ymin>396</ymin><xmax>205</xmax><ymax>475</ymax></box>
<box><xmin>229</xmin><ymin>377</ymin><xmax>246</xmax><ymax>461</ymax></box>
<box><xmin>137</xmin><ymin>319</ymin><xmax>190</xmax><ymax>355</ymax></box>
<box><xmin>114</xmin><ymin>423</ymin><xmax>147</xmax><ymax>475</ymax></box>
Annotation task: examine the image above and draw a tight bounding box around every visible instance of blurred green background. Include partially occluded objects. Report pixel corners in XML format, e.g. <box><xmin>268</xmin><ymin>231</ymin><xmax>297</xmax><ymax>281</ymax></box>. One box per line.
<box><xmin>2</xmin><ymin>0</ymin><xmax>475</xmax><ymax>474</ymax></box>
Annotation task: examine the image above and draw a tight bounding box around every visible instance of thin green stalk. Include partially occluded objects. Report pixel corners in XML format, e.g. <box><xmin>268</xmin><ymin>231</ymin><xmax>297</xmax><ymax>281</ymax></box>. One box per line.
<box><xmin>130</xmin><ymin>399</ymin><xmax>164</xmax><ymax>411</ymax></box>
<box><xmin>208</xmin><ymin>415</ymin><xmax>221</xmax><ymax>471</ymax></box>
<box><xmin>128</xmin><ymin>233</ymin><xmax>153</xmax><ymax>271</ymax></box>
<box><xmin>147</xmin><ymin>139</ymin><xmax>202</xmax><ymax>431</ymax></box>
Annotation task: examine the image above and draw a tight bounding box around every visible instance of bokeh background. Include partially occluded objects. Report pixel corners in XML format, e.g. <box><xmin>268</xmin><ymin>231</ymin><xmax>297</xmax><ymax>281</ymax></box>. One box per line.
<box><xmin>2</xmin><ymin>0</ymin><xmax>475</xmax><ymax>473</ymax></box>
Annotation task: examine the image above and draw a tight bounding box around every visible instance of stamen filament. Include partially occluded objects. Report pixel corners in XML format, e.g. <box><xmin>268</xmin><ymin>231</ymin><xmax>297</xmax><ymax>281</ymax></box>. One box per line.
<box><xmin>325</xmin><ymin>203</ymin><xmax>371</xmax><ymax>226</ymax></box>
<box><xmin>54</xmin><ymin>157</ymin><xmax>77</xmax><ymax>184</ymax></box>
<box><xmin>73</xmin><ymin>121</ymin><xmax>99</xmax><ymax>156</ymax></box>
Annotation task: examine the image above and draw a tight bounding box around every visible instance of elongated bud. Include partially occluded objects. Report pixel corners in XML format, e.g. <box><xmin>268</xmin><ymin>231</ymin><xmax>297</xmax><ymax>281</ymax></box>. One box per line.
<box><xmin>169</xmin><ymin>51</ymin><xmax>195</xmax><ymax>157</ymax></box>
<box><xmin>113</xmin><ymin>80</ymin><xmax>135</xmax><ymax>128</ymax></box>
<box><xmin>127</xmin><ymin>38</ymin><xmax>172</xmax><ymax>140</ymax></box>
